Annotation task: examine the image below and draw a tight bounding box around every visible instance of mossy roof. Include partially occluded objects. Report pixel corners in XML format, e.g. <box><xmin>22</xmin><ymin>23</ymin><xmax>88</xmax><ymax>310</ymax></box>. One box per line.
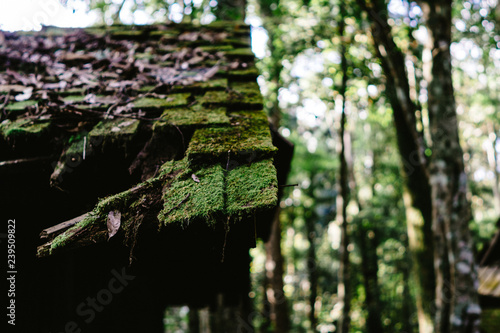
<box><xmin>0</xmin><ymin>23</ymin><xmax>278</xmax><ymax>257</ymax></box>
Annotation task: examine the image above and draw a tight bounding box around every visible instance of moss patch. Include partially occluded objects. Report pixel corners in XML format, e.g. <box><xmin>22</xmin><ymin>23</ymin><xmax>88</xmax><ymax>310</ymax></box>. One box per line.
<box><xmin>90</xmin><ymin>118</ymin><xmax>140</xmax><ymax>137</ymax></box>
<box><xmin>0</xmin><ymin>118</ymin><xmax>51</xmax><ymax>139</ymax></box>
<box><xmin>199</xmin><ymin>90</ymin><xmax>230</xmax><ymax>107</ymax></box>
<box><xmin>4</xmin><ymin>100</ymin><xmax>37</xmax><ymax>111</ymax></box>
<box><xmin>186</xmin><ymin>110</ymin><xmax>276</xmax><ymax>163</ymax></box>
<box><xmin>48</xmin><ymin>174</ymin><xmax>164</xmax><ymax>255</ymax></box>
<box><xmin>159</xmin><ymin>162</ymin><xmax>225</xmax><ymax>227</ymax></box>
<box><xmin>222</xmin><ymin>38</ymin><xmax>252</xmax><ymax>48</ymax></box>
<box><xmin>226</xmin><ymin>159</ymin><xmax>278</xmax><ymax>217</ymax></box>
<box><xmin>132</xmin><ymin>94</ymin><xmax>190</xmax><ymax>109</ymax></box>
<box><xmin>160</xmin><ymin>105</ymin><xmax>229</xmax><ymax>127</ymax></box>
<box><xmin>481</xmin><ymin>309</ymin><xmax>500</xmax><ymax>333</ymax></box>
<box><xmin>89</xmin><ymin>118</ymin><xmax>141</xmax><ymax>151</ymax></box>
<box><xmin>197</xmin><ymin>45</ymin><xmax>234</xmax><ymax>53</ymax></box>
<box><xmin>224</xmin><ymin>48</ymin><xmax>255</xmax><ymax>60</ymax></box>
<box><xmin>228</xmin><ymin>81</ymin><xmax>263</xmax><ymax>109</ymax></box>
<box><xmin>228</xmin><ymin>68</ymin><xmax>260</xmax><ymax>81</ymax></box>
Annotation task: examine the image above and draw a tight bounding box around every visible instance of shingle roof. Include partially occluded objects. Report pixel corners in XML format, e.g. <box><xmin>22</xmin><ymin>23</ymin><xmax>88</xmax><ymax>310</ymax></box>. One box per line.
<box><xmin>479</xmin><ymin>266</ymin><xmax>500</xmax><ymax>298</ymax></box>
<box><xmin>479</xmin><ymin>223</ymin><xmax>500</xmax><ymax>301</ymax></box>
<box><xmin>0</xmin><ymin>23</ymin><xmax>278</xmax><ymax>258</ymax></box>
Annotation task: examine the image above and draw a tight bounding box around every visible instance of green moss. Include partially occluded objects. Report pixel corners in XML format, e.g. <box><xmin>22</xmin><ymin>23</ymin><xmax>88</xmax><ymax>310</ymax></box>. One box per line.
<box><xmin>135</xmin><ymin>52</ymin><xmax>155</xmax><ymax>60</ymax></box>
<box><xmin>39</xmin><ymin>26</ymin><xmax>72</xmax><ymax>36</ymax></box>
<box><xmin>224</xmin><ymin>48</ymin><xmax>255</xmax><ymax>59</ymax></box>
<box><xmin>226</xmin><ymin>159</ymin><xmax>278</xmax><ymax>216</ymax></box>
<box><xmin>197</xmin><ymin>45</ymin><xmax>234</xmax><ymax>53</ymax></box>
<box><xmin>222</xmin><ymin>38</ymin><xmax>251</xmax><ymax>48</ymax></box>
<box><xmin>199</xmin><ymin>90</ymin><xmax>229</xmax><ymax>107</ymax></box>
<box><xmin>62</xmin><ymin>95</ymin><xmax>115</xmax><ymax>107</ymax></box>
<box><xmin>139</xmin><ymin>85</ymin><xmax>157</xmax><ymax>93</ymax></box>
<box><xmin>171</xmin><ymin>78</ymin><xmax>227</xmax><ymax>93</ymax></box>
<box><xmin>160</xmin><ymin>105</ymin><xmax>229</xmax><ymax>127</ymax></box>
<box><xmin>228</xmin><ymin>68</ymin><xmax>260</xmax><ymax>81</ymax></box>
<box><xmin>196</xmin><ymin>81</ymin><xmax>262</xmax><ymax>110</ymax></box>
<box><xmin>186</xmin><ymin>110</ymin><xmax>277</xmax><ymax>163</ymax></box>
<box><xmin>229</xmin><ymin>81</ymin><xmax>263</xmax><ymax>108</ymax></box>
<box><xmin>90</xmin><ymin>118</ymin><xmax>140</xmax><ymax>137</ymax></box>
<box><xmin>0</xmin><ymin>118</ymin><xmax>51</xmax><ymax>139</ymax></box>
<box><xmin>110</xmin><ymin>30</ymin><xmax>145</xmax><ymax>39</ymax></box>
<box><xmin>57</xmin><ymin>88</ymin><xmax>87</xmax><ymax>97</ymax></box>
<box><xmin>62</xmin><ymin>95</ymin><xmax>86</xmax><ymax>102</ymax></box>
<box><xmin>159</xmin><ymin>158</ymin><xmax>189</xmax><ymax>178</ymax></box>
<box><xmin>150</xmin><ymin>30</ymin><xmax>180</xmax><ymax>38</ymax></box>
<box><xmin>49</xmin><ymin>174</ymin><xmax>164</xmax><ymax>253</ymax></box>
<box><xmin>83</xmin><ymin>28</ymin><xmax>107</xmax><ymax>36</ymax></box>
<box><xmin>159</xmin><ymin>163</ymin><xmax>225</xmax><ymax>227</ymax></box>
<box><xmin>481</xmin><ymin>309</ymin><xmax>500</xmax><ymax>333</ymax></box>
<box><xmin>50</xmin><ymin>135</ymin><xmax>86</xmax><ymax>186</ymax></box>
<box><xmin>4</xmin><ymin>100</ymin><xmax>37</xmax><ymax>111</ymax></box>
<box><xmin>49</xmin><ymin>212</ymin><xmax>102</xmax><ymax>252</ymax></box>
<box><xmin>132</xmin><ymin>94</ymin><xmax>190</xmax><ymax>109</ymax></box>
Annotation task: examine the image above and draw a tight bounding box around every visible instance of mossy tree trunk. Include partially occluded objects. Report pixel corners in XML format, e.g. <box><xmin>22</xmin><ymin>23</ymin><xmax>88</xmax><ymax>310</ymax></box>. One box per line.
<box><xmin>356</xmin><ymin>1</ymin><xmax>435</xmax><ymax>332</ymax></box>
<box><xmin>357</xmin><ymin>0</ymin><xmax>481</xmax><ymax>332</ymax></box>
<box><xmin>418</xmin><ymin>1</ymin><xmax>481</xmax><ymax>332</ymax></box>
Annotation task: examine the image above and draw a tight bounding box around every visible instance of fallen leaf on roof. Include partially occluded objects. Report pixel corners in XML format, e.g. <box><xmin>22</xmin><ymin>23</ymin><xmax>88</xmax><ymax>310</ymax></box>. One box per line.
<box><xmin>107</xmin><ymin>210</ymin><xmax>121</xmax><ymax>240</ymax></box>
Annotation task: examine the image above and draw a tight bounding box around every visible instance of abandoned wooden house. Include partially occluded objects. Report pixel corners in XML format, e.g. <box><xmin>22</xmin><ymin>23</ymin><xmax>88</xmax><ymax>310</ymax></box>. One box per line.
<box><xmin>0</xmin><ymin>23</ymin><xmax>292</xmax><ymax>332</ymax></box>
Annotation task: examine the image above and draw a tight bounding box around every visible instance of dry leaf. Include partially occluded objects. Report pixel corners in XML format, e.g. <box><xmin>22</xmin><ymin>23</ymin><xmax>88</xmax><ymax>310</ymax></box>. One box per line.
<box><xmin>191</xmin><ymin>174</ymin><xmax>200</xmax><ymax>183</ymax></box>
<box><xmin>107</xmin><ymin>210</ymin><xmax>121</xmax><ymax>240</ymax></box>
<box><xmin>14</xmin><ymin>87</ymin><xmax>33</xmax><ymax>101</ymax></box>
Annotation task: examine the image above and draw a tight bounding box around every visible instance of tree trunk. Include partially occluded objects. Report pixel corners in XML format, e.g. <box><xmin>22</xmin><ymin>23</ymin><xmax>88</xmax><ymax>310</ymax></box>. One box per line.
<box><xmin>357</xmin><ymin>221</ymin><xmax>384</xmax><ymax>333</ymax></box>
<box><xmin>306</xmin><ymin>215</ymin><xmax>318</xmax><ymax>331</ymax></box>
<box><xmin>265</xmin><ymin>207</ymin><xmax>290</xmax><ymax>333</ymax></box>
<box><xmin>189</xmin><ymin>308</ymin><xmax>200</xmax><ymax>333</ymax></box>
<box><xmin>355</xmin><ymin>1</ymin><xmax>436</xmax><ymax>332</ymax></box>
<box><xmin>486</xmin><ymin>123</ymin><xmax>500</xmax><ymax>215</ymax></box>
<box><xmin>336</xmin><ymin>5</ymin><xmax>351</xmax><ymax>332</ymax></box>
<box><xmin>418</xmin><ymin>2</ymin><xmax>481</xmax><ymax>332</ymax></box>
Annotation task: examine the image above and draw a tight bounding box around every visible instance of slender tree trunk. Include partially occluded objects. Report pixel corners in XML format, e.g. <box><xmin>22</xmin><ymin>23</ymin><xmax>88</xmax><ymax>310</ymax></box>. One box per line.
<box><xmin>305</xmin><ymin>215</ymin><xmax>318</xmax><ymax>331</ymax></box>
<box><xmin>336</xmin><ymin>5</ymin><xmax>351</xmax><ymax>332</ymax></box>
<box><xmin>357</xmin><ymin>221</ymin><xmax>384</xmax><ymax>333</ymax></box>
<box><xmin>486</xmin><ymin>123</ymin><xmax>500</xmax><ymax>215</ymax></box>
<box><xmin>260</xmin><ymin>273</ymin><xmax>272</xmax><ymax>333</ymax></box>
<box><xmin>190</xmin><ymin>308</ymin><xmax>200</xmax><ymax>333</ymax></box>
<box><xmin>417</xmin><ymin>2</ymin><xmax>481</xmax><ymax>333</ymax></box>
<box><xmin>265</xmin><ymin>207</ymin><xmax>290</xmax><ymax>333</ymax></box>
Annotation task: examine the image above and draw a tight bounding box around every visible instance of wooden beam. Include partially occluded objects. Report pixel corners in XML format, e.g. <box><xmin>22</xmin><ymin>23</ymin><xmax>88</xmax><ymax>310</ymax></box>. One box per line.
<box><xmin>39</xmin><ymin>213</ymin><xmax>89</xmax><ymax>240</ymax></box>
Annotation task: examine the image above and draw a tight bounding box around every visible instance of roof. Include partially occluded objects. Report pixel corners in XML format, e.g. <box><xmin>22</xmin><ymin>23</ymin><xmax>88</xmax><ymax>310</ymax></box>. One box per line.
<box><xmin>0</xmin><ymin>23</ymin><xmax>278</xmax><ymax>258</ymax></box>
<box><xmin>479</xmin><ymin>266</ymin><xmax>500</xmax><ymax>298</ymax></box>
<box><xmin>478</xmin><ymin>220</ymin><xmax>500</xmax><ymax>308</ymax></box>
